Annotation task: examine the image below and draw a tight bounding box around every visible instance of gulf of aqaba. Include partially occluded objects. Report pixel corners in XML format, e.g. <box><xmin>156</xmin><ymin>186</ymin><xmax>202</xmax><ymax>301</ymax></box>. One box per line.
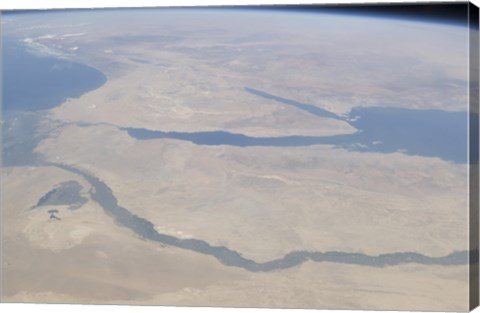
<box><xmin>1</xmin><ymin>6</ymin><xmax>475</xmax><ymax>311</ymax></box>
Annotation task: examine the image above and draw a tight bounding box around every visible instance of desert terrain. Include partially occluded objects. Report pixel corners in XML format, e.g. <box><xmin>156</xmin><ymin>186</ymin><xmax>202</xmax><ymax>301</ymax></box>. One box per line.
<box><xmin>1</xmin><ymin>8</ymin><xmax>473</xmax><ymax>310</ymax></box>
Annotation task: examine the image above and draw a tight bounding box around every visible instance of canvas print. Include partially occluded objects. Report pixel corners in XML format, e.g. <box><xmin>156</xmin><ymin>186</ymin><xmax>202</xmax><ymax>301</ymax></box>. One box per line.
<box><xmin>1</xmin><ymin>2</ymin><xmax>479</xmax><ymax>311</ymax></box>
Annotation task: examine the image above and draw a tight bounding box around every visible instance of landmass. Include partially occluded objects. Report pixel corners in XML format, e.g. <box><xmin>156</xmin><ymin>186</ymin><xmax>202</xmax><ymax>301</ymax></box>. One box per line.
<box><xmin>1</xmin><ymin>9</ymin><xmax>473</xmax><ymax>311</ymax></box>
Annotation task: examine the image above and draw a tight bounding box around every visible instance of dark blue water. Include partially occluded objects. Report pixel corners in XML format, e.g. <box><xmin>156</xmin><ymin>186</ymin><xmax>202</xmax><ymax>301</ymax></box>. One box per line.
<box><xmin>49</xmin><ymin>161</ymin><xmax>471</xmax><ymax>271</ymax></box>
<box><xmin>2</xmin><ymin>38</ymin><xmax>106</xmax><ymax>112</ymax></box>
<box><xmin>1</xmin><ymin>34</ymin><xmax>473</xmax><ymax>271</ymax></box>
<box><xmin>123</xmin><ymin>128</ymin><xmax>340</xmax><ymax>147</ymax></box>
<box><xmin>124</xmin><ymin>103</ymin><xmax>471</xmax><ymax>164</ymax></box>
<box><xmin>1</xmin><ymin>38</ymin><xmax>471</xmax><ymax>164</ymax></box>
<box><xmin>345</xmin><ymin>106</ymin><xmax>470</xmax><ymax>163</ymax></box>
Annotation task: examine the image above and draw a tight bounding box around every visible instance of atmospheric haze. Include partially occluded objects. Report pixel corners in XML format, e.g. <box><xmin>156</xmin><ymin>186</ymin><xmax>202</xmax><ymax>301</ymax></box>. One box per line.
<box><xmin>1</xmin><ymin>6</ymin><xmax>476</xmax><ymax>311</ymax></box>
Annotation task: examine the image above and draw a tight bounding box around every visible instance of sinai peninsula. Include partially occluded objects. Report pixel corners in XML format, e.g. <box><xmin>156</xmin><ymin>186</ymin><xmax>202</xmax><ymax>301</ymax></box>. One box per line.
<box><xmin>1</xmin><ymin>6</ymin><xmax>477</xmax><ymax>311</ymax></box>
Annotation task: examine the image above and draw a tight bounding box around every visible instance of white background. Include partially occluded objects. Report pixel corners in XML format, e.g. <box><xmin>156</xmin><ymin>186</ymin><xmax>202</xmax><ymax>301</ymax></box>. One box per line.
<box><xmin>0</xmin><ymin>0</ymin><xmax>479</xmax><ymax>313</ymax></box>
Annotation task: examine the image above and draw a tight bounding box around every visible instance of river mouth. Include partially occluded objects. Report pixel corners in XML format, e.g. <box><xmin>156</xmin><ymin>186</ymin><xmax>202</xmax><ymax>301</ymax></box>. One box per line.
<box><xmin>1</xmin><ymin>34</ymin><xmax>473</xmax><ymax>272</ymax></box>
<box><xmin>2</xmin><ymin>37</ymin><xmax>107</xmax><ymax>166</ymax></box>
<box><xmin>1</xmin><ymin>111</ymin><xmax>46</xmax><ymax>167</ymax></box>
<box><xmin>2</xmin><ymin>38</ymin><xmax>106</xmax><ymax>113</ymax></box>
<box><xmin>2</xmin><ymin>36</ymin><xmax>470</xmax><ymax>164</ymax></box>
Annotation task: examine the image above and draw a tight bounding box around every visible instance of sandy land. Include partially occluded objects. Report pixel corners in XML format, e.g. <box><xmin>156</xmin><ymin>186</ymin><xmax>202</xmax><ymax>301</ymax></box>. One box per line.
<box><xmin>1</xmin><ymin>168</ymin><xmax>469</xmax><ymax>311</ymax></box>
<box><xmin>1</xmin><ymin>166</ymin><xmax>245</xmax><ymax>303</ymax></box>
<box><xmin>1</xmin><ymin>9</ymin><xmax>474</xmax><ymax>309</ymax></box>
<box><xmin>34</xmin><ymin>123</ymin><xmax>469</xmax><ymax>262</ymax></box>
<box><xmin>147</xmin><ymin>262</ymin><xmax>469</xmax><ymax>311</ymax></box>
